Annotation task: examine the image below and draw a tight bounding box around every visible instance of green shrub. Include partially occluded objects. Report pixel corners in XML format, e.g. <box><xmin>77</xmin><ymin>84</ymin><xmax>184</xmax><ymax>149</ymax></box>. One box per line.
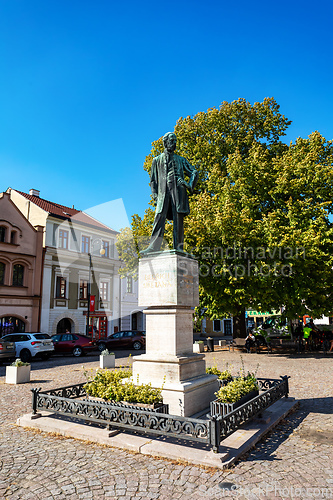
<box><xmin>11</xmin><ymin>358</ymin><xmax>30</xmax><ymax>367</ymax></box>
<box><xmin>206</xmin><ymin>366</ymin><xmax>233</xmax><ymax>381</ymax></box>
<box><xmin>215</xmin><ymin>374</ymin><xmax>259</xmax><ymax>403</ymax></box>
<box><xmin>206</xmin><ymin>366</ymin><xmax>221</xmax><ymax>376</ymax></box>
<box><xmin>100</xmin><ymin>349</ymin><xmax>114</xmax><ymax>356</ymax></box>
<box><xmin>84</xmin><ymin>367</ymin><xmax>163</xmax><ymax>404</ymax></box>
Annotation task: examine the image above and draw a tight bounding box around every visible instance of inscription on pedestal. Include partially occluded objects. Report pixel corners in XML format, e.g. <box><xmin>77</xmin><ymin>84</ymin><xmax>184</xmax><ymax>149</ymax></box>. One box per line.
<box><xmin>139</xmin><ymin>253</ymin><xmax>199</xmax><ymax>307</ymax></box>
<box><xmin>142</xmin><ymin>272</ymin><xmax>172</xmax><ymax>289</ymax></box>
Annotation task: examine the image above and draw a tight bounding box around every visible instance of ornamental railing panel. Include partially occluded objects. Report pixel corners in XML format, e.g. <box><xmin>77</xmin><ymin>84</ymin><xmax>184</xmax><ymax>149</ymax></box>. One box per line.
<box><xmin>31</xmin><ymin>386</ymin><xmax>209</xmax><ymax>445</ymax></box>
<box><xmin>31</xmin><ymin>376</ymin><xmax>289</xmax><ymax>453</ymax></box>
<box><xmin>210</xmin><ymin>376</ymin><xmax>290</xmax><ymax>452</ymax></box>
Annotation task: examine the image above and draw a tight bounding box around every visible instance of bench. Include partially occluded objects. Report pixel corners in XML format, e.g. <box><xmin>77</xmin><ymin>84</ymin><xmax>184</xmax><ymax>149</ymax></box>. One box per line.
<box><xmin>229</xmin><ymin>338</ymin><xmax>259</xmax><ymax>353</ymax></box>
<box><xmin>268</xmin><ymin>338</ymin><xmax>300</xmax><ymax>353</ymax></box>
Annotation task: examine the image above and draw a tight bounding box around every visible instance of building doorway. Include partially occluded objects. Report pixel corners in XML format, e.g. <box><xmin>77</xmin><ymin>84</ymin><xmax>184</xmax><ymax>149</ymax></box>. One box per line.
<box><xmin>57</xmin><ymin>318</ymin><xmax>72</xmax><ymax>334</ymax></box>
<box><xmin>131</xmin><ymin>311</ymin><xmax>144</xmax><ymax>331</ymax></box>
<box><xmin>87</xmin><ymin>316</ymin><xmax>107</xmax><ymax>339</ymax></box>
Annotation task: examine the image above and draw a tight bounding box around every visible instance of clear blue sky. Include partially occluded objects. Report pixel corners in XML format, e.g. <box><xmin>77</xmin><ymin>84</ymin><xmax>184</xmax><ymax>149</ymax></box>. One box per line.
<box><xmin>1</xmin><ymin>0</ymin><xmax>332</xmax><ymax>231</ymax></box>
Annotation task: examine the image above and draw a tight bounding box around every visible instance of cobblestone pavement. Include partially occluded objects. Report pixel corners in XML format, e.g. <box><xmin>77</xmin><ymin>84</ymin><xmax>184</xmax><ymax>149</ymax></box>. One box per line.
<box><xmin>0</xmin><ymin>349</ymin><xmax>332</xmax><ymax>499</ymax></box>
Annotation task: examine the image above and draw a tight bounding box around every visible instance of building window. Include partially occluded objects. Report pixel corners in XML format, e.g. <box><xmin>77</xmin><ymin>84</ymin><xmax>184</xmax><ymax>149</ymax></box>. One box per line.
<box><xmin>59</xmin><ymin>229</ymin><xmax>69</xmax><ymax>249</ymax></box>
<box><xmin>79</xmin><ymin>279</ymin><xmax>88</xmax><ymax>299</ymax></box>
<box><xmin>213</xmin><ymin>319</ymin><xmax>222</xmax><ymax>332</ymax></box>
<box><xmin>12</xmin><ymin>264</ymin><xmax>24</xmax><ymax>286</ymax></box>
<box><xmin>81</xmin><ymin>235</ymin><xmax>90</xmax><ymax>253</ymax></box>
<box><xmin>102</xmin><ymin>241</ymin><xmax>109</xmax><ymax>258</ymax></box>
<box><xmin>126</xmin><ymin>277</ymin><xmax>133</xmax><ymax>293</ymax></box>
<box><xmin>224</xmin><ymin>319</ymin><xmax>232</xmax><ymax>335</ymax></box>
<box><xmin>100</xmin><ymin>282</ymin><xmax>108</xmax><ymax>301</ymax></box>
<box><xmin>0</xmin><ymin>226</ymin><xmax>6</xmax><ymax>242</ymax></box>
<box><xmin>0</xmin><ymin>262</ymin><xmax>5</xmax><ymax>285</ymax></box>
<box><xmin>10</xmin><ymin>231</ymin><xmax>16</xmax><ymax>244</ymax></box>
<box><xmin>56</xmin><ymin>276</ymin><xmax>66</xmax><ymax>298</ymax></box>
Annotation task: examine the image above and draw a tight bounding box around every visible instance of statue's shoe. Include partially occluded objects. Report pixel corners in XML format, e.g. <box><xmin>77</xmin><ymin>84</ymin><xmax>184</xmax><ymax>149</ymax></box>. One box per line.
<box><xmin>139</xmin><ymin>247</ymin><xmax>156</xmax><ymax>256</ymax></box>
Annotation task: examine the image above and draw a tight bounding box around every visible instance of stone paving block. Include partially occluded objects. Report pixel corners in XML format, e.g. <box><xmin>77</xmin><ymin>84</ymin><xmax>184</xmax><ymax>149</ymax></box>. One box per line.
<box><xmin>1</xmin><ymin>351</ymin><xmax>333</xmax><ymax>498</ymax></box>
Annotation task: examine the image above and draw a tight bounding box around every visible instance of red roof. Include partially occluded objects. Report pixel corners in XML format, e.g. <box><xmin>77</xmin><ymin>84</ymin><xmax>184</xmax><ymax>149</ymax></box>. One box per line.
<box><xmin>14</xmin><ymin>190</ymin><xmax>116</xmax><ymax>233</ymax></box>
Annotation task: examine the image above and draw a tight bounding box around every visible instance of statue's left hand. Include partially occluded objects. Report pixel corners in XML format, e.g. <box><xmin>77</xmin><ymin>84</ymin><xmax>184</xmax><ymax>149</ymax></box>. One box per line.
<box><xmin>177</xmin><ymin>178</ymin><xmax>190</xmax><ymax>189</ymax></box>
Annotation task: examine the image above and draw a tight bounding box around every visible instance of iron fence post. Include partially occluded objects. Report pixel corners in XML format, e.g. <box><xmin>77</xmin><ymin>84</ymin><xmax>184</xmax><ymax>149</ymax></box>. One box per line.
<box><xmin>281</xmin><ymin>375</ymin><xmax>289</xmax><ymax>397</ymax></box>
<box><xmin>31</xmin><ymin>388</ymin><xmax>39</xmax><ymax>414</ymax></box>
<box><xmin>210</xmin><ymin>415</ymin><xmax>220</xmax><ymax>453</ymax></box>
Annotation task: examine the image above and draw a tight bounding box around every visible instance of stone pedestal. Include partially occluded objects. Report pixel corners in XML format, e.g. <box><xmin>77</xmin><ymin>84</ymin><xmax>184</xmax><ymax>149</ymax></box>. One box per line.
<box><xmin>132</xmin><ymin>251</ymin><xmax>218</xmax><ymax>416</ymax></box>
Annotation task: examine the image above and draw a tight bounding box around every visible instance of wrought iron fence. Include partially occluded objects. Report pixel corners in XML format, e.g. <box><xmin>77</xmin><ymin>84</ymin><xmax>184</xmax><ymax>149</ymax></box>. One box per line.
<box><xmin>31</xmin><ymin>375</ymin><xmax>289</xmax><ymax>453</ymax></box>
<box><xmin>210</xmin><ymin>376</ymin><xmax>290</xmax><ymax>452</ymax></box>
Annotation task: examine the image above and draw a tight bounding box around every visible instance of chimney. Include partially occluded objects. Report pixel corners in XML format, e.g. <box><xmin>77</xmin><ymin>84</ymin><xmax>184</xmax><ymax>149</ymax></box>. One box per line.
<box><xmin>29</xmin><ymin>189</ymin><xmax>40</xmax><ymax>197</ymax></box>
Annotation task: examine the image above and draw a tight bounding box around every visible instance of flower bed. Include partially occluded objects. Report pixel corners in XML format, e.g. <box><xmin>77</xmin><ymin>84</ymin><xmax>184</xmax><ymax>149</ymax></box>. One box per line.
<box><xmin>211</xmin><ymin>389</ymin><xmax>259</xmax><ymax>416</ymax></box>
<box><xmin>210</xmin><ymin>373</ymin><xmax>260</xmax><ymax>416</ymax></box>
<box><xmin>84</xmin><ymin>367</ymin><xmax>163</xmax><ymax>406</ymax></box>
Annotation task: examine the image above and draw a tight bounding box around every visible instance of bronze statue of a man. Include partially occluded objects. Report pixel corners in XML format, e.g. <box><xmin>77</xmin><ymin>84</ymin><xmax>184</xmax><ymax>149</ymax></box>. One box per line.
<box><xmin>141</xmin><ymin>132</ymin><xmax>198</xmax><ymax>254</ymax></box>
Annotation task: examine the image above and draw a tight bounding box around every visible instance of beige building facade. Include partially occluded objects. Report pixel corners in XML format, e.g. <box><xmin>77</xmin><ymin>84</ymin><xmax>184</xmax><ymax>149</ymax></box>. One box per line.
<box><xmin>7</xmin><ymin>188</ymin><xmax>122</xmax><ymax>337</ymax></box>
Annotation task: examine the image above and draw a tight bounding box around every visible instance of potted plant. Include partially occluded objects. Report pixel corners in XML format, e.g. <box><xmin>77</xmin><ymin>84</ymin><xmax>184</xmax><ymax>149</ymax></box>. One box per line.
<box><xmin>99</xmin><ymin>349</ymin><xmax>115</xmax><ymax>369</ymax></box>
<box><xmin>6</xmin><ymin>358</ymin><xmax>31</xmax><ymax>384</ymax></box>
<box><xmin>193</xmin><ymin>340</ymin><xmax>204</xmax><ymax>353</ymax></box>
<box><xmin>210</xmin><ymin>374</ymin><xmax>259</xmax><ymax>416</ymax></box>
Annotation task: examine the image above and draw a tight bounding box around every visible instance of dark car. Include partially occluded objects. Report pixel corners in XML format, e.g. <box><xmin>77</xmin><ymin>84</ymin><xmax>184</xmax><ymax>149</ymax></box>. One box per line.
<box><xmin>51</xmin><ymin>333</ymin><xmax>97</xmax><ymax>357</ymax></box>
<box><xmin>0</xmin><ymin>338</ymin><xmax>15</xmax><ymax>364</ymax></box>
<box><xmin>97</xmin><ymin>330</ymin><xmax>146</xmax><ymax>352</ymax></box>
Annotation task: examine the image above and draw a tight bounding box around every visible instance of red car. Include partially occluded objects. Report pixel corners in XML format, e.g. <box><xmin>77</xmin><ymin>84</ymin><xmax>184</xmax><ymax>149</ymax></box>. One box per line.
<box><xmin>51</xmin><ymin>333</ymin><xmax>97</xmax><ymax>357</ymax></box>
<box><xmin>97</xmin><ymin>330</ymin><xmax>146</xmax><ymax>352</ymax></box>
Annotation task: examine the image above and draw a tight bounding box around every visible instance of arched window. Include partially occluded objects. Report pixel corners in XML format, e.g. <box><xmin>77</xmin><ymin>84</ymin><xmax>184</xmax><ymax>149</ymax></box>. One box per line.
<box><xmin>12</xmin><ymin>264</ymin><xmax>24</xmax><ymax>287</ymax></box>
<box><xmin>0</xmin><ymin>316</ymin><xmax>25</xmax><ymax>335</ymax></box>
<box><xmin>0</xmin><ymin>262</ymin><xmax>5</xmax><ymax>285</ymax></box>
<box><xmin>0</xmin><ymin>226</ymin><xmax>6</xmax><ymax>243</ymax></box>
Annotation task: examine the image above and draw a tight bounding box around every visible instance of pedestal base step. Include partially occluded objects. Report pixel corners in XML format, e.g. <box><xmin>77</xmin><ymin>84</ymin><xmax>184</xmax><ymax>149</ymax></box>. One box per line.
<box><xmin>17</xmin><ymin>397</ymin><xmax>297</xmax><ymax>470</ymax></box>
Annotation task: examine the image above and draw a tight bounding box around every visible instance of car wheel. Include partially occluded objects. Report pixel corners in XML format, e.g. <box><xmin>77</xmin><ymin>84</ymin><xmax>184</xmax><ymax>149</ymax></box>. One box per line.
<box><xmin>20</xmin><ymin>349</ymin><xmax>32</xmax><ymax>363</ymax></box>
<box><xmin>98</xmin><ymin>342</ymin><xmax>107</xmax><ymax>352</ymax></box>
<box><xmin>72</xmin><ymin>346</ymin><xmax>83</xmax><ymax>357</ymax></box>
<box><xmin>132</xmin><ymin>341</ymin><xmax>142</xmax><ymax>350</ymax></box>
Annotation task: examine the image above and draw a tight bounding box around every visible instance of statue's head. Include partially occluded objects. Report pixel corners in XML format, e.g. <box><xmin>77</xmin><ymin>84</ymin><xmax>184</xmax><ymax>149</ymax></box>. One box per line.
<box><xmin>163</xmin><ymin>132</ymin><xmax>177</xmax><ymax>153</ymax></box>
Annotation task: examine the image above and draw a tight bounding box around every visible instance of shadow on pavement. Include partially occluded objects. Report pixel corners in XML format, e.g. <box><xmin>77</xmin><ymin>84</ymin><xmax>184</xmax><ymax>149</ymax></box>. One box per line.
<box><xmin>241</xmin><ymin>396</ymin><xmax>333</xmax><ymax>463</ymax></box>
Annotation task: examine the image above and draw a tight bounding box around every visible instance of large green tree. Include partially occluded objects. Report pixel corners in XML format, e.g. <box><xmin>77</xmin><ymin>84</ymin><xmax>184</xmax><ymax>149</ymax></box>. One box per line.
<box><xmin>117</xmin><ymin>98</ymin><xmax>333</xmax><ymax>335</ymax></box>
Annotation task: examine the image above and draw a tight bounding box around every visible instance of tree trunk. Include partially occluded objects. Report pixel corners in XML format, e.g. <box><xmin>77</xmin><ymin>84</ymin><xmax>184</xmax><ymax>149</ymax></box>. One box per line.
<box><xmin>233</xmin><ymin>309</ymin><xmax>247</xmax><ymax>338</ymax></box>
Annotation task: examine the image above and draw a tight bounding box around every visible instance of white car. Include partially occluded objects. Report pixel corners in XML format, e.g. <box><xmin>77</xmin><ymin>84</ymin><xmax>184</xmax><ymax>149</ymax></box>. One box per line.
<box><xmin>1</xmin><ymin>333</ymin><xmax>54</xmax><ymax>362</ymax></box>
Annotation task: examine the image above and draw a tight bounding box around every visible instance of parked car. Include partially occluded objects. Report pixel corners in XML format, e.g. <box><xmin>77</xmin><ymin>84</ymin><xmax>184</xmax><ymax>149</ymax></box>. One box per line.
<box><xmin>97</xmin><ymin>330</ymin><xmax>146</xmax><ymax>352</ymax></box>
<box><xmin>0</xmin><ymin>338</ymin><xmax>15</xmax><ymax>364</ymax></box>
<box><xmin>1</xmin><ymin>333</ymin><xmax>54</xmax><ymax>362</ymax></box>
<box><xmin>51</xmin><ymin>333</ymin><xmax>97</xmax><ymax>357</ymax></box>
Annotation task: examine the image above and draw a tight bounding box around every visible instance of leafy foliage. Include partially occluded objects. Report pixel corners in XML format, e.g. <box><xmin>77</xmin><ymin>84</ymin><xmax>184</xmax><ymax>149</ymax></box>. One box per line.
<box><xmin>11</xmin><ymin>358</ymin><xmax>30</xmax><ymax>367</ymax></box>
<box><xmin>215</xmin><ymin>374</ymin><xmax>259</xmax><ymax>403</ymax></box>
<box><xmin>206</xmin><ymin>366</ymin><xmax>233</xmax><ymax>381</ymax></box>
<box><xmin>100</xmin><ymin>349</ymin><xmax>114</xmax><ymax>356</ymax></box>
<box><xmin>118</xmin><ymin>97</ymin><xmax>333</xmax><ymax>324</ymax></box>
<box><xmin>84</xmin><ymin>368</ymin><xmax>163</xmax><ymax>405</ymax></box>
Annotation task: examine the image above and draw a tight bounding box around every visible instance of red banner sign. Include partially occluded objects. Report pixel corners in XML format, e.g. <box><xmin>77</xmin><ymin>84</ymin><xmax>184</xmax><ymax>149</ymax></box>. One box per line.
<box><xmin>89</xmin><ymin>295</ymin><xmax>95</xmax><ymax>312</ymax></box>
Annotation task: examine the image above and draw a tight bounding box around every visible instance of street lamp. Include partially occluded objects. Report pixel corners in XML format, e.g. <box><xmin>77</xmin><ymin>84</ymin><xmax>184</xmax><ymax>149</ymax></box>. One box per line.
<box><xmin>86</xmin><ymin>239</ymin><xmax>105</xmax><ymax>337</ymax></box>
